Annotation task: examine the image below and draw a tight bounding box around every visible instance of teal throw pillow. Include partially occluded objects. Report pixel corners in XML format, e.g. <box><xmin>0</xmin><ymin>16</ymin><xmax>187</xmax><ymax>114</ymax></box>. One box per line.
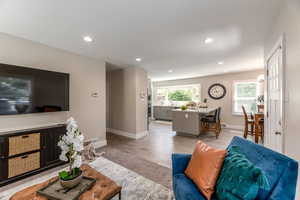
<box><xmin>215</xmin><ymin>146</ymin><xmax>270</xmax><ymax>200</ymax></box>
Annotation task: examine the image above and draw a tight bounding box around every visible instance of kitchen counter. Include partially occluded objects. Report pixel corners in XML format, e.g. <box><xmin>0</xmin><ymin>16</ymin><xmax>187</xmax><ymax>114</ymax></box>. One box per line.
<box><xmin>172</xmin><ymin>107</ymin><xmax>217</xmax><ymax>136</ymax></box>
<box><xmin>172</xmin><ymin>107</ymin><xmax>217</xmax><ymax>114</ymax></box>
<box><xmin>153</xmin><ymin>106</ymin><xmax>179</xmax><ymax>121</ymax></box>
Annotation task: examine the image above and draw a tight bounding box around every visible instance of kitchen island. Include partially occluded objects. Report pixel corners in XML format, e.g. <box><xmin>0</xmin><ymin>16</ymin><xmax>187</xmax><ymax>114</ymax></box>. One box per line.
<box><xmin>172</xmin><ymin>107</ymin><xmax>217</xmax><ymax>136</ymax></box>
<box><xmin>153</xmin><ymin>106</ymin><xmax>179</xmax><ymax>121</ymax></box>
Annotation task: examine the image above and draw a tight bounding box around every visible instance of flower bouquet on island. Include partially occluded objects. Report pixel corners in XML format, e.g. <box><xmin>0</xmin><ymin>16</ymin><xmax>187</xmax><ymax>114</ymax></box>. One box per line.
<box><xmin>57</xmin><ymin>117</ymin><xmax>84</xmax><ymax>188</ymax></box>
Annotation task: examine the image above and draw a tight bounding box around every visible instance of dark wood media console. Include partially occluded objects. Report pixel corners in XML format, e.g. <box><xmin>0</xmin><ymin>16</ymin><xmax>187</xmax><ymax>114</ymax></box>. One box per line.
<box><xmin>0</xmin><ymin>124</ymin><xmax>67</xmax><ymax>186</ymax></box>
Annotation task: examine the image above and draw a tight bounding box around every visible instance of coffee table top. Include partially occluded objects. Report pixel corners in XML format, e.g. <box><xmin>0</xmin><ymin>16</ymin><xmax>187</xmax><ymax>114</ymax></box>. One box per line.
<box><xmin>10</xmin><ymin>164</ymin><xmax>122</xmax><ymax>200</ymax></box>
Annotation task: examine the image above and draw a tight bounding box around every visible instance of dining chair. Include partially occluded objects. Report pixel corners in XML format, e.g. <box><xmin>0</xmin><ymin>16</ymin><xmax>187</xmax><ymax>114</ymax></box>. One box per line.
<box><xmin>200</xmin><ymin>107</ymin><xmax>222</xmax><ymax>138</ymax></box>
<box><xmin>254</xmin><ymin>116</ymin><xmax>264</xmax><ymax>143</ymax></box>
<box><xmin>242</xmin><ymin>105</ymin><xmax>254</xmax><ymax>139</ymax></box>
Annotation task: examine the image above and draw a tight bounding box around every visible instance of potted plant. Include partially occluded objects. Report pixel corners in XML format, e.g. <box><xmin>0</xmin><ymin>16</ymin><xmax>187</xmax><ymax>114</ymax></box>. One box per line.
<box><xmin>257</xmin><ymin>95</ymin><xmax>264</xmax><ymax>105</ymax></box>
<box><xmin>57</xmin><ymin>117</ymin><xmax>84</xmax><ymax>188</ymax></box>
<box><xmin>257</xmin><ymin>95</ymin><xmax>264</xmax><ymax>113</ymax></box>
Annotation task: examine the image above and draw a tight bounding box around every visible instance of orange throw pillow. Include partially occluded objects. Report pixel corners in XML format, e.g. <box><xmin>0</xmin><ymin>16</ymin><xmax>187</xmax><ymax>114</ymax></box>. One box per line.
<box><xmin>185</xmin><ymin>141</ymin><xmax>227</xmax><ymax>200</ymax></box>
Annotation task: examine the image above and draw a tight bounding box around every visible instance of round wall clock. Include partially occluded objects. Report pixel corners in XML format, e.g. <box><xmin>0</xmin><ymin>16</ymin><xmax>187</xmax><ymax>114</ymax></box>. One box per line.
<box><xmin>208</xmin><ymin>83</ymin><xmax>226</xmax><ymax>100</ymax></box>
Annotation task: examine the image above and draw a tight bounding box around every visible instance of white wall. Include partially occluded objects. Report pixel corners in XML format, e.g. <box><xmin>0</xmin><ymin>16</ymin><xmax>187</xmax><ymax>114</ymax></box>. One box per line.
<box><xmin>107</xmin><ymin>67</ymin><xmax>148</xmax><ymax>138</ymax></box>
<box><xmin>135</xmin><ymin>67</ymin><xmax>148</xmax><ymax>133</ymax></box>
<box><xmin>0</xmin><ymin>33</ymin><xmax>106</xmax><ymax>147</ymax></box>
<box><xmin>264</xmin><ymin>0</ymin><xmax>300</xmax><ymax>196</ymax></box>
<box><xmin>109</xmin><ymin>67</ymin><xmax>137</xmax><ymax>134</ymax></box>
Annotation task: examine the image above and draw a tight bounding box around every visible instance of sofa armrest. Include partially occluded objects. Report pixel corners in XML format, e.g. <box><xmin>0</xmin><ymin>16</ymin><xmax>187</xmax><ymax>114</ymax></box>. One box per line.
<box><xmin>268</xmin><ymin>160</ymin><xmax>298</xmax><ymax>200</ymax></box>
<box><xmin>172</xmin><ymin>153</ymin><xmax>192</xmax><ymax>175</ymax></box>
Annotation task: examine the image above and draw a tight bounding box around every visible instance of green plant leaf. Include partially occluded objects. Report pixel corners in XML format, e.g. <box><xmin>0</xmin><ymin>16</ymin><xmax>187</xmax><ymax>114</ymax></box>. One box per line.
<box><xmin>59</xmin><ymin>171</ymin><xmax>69</xmax><ymax>179</ymax></box>
<box><xmin>59</xmin><ymin>168</ymin><xmax>82</xmax><ymax>180</ymax></box>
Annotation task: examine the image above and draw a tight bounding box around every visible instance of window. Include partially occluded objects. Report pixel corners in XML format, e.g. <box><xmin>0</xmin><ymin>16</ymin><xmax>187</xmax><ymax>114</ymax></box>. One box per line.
<box><xmin>154</xmin><ymin>84</ymin><xmax>201</xmax><ymax>106</ymax></box>
<box><xmin>233</xmin><ymin>81</ymin><xmax>257</xmax><ymax>114</ymax></box>
<box><xmin>168</xmin><ymin>90</ymin><xmax>192</xmax><ymax>101</ymax></box>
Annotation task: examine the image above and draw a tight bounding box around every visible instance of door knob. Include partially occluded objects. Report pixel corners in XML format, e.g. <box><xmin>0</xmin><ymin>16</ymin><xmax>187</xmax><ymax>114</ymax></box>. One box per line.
<box><xmin>275</xmin><ymin>131</ymin><xmax>281</xmax><ymax>135</ymax></box>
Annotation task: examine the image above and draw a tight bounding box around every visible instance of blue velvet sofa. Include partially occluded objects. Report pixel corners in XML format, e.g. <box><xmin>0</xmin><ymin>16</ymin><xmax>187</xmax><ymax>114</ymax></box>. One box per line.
<box><xmin>172</xmin><ymin>136</ymin><xmax>298</xmax><ymax>200</ymax></box>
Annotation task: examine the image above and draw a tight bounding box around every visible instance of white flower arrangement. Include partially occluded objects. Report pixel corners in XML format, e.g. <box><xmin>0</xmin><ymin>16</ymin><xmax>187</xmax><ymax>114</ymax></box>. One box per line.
<box><xmin>58</xmin><ymin>117</ymin><xmax>84</xmax><ymax>179</ymax></box>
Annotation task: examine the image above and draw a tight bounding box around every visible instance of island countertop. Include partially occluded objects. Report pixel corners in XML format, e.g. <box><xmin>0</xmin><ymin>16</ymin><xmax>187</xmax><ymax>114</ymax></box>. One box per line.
<box><xmin>172</xmin><ymin>107</ymin><xmax>217</xmax><ymax>114</ymax></box>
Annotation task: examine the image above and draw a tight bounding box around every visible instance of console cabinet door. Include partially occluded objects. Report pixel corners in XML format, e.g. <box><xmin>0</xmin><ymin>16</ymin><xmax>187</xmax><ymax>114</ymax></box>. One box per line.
<box><xmin>42</xmin><ymin>127</ymin><xmax>66</xmax><ymax>167</ymax></box>
<box><xmin>0</xmin><ymin>136</ymin><xmax>7</xmax><ymax>181</ymax></box>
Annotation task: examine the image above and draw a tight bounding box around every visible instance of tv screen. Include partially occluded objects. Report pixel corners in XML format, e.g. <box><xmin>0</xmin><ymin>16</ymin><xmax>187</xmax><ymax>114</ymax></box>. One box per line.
<box><xmin>0</xmin><ymin>63</ymin><xmax>69</xmax><ymax>115</ymax></box>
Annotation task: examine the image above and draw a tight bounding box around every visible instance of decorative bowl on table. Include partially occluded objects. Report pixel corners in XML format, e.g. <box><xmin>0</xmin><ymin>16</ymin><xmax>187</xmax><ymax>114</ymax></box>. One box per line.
<box><xmin>59</xmin><ymin>170</ymin><xmax>83</xmax><ymax>189</ymax></box>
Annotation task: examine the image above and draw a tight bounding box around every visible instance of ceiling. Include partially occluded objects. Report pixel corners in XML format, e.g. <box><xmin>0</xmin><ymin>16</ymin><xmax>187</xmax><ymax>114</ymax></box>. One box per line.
<box><xmin>0</xmin><ymin>0</ymin><xmax>282</xmax><ymax>81</ymax></box>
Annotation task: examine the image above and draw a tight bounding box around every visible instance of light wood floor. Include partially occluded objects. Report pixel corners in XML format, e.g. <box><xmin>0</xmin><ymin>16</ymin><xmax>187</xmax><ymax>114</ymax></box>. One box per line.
<box><xmin>104</xmin><ymin>121</ymin><xmax>244</xmax><ymax>168</ymax></box>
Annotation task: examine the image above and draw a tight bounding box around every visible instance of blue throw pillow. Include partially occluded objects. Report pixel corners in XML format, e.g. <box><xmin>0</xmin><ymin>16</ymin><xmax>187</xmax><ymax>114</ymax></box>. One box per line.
<box><xmin>215</xmin><ymin>146</ymin><xmax>270</xmax><ymax>200</ymax></box>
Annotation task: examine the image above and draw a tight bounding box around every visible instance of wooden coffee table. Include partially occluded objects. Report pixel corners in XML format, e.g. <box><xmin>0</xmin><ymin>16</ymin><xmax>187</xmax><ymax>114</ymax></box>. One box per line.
<box><xmin>10</xmin><ymin>164</ymin><xmax>122</xmax><ymax>200</ymax></box>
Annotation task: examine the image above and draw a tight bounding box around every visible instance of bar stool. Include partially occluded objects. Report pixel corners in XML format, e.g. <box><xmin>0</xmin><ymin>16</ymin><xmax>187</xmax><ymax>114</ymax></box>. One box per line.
<box><xmin>200</xmin><ymin>107</ymin><xmax>222</xmax><ymax>139</ymax></box>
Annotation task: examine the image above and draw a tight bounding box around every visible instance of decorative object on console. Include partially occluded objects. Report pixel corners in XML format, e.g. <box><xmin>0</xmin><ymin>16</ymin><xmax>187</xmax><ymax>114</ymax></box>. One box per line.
<box><xmin>57</xmin><ymin>117</ymin><xmax>84</xmax><ymax>189</ymax></box>
<box><xmin>184</xmin><ymin>140</ymin><xmax>227</xmax><ymax>200</ymax></box>
<box><xmin>208</xmin><ymin>83</ymin><xmax>226</xmax><ymax>100</ymax></box>
<box><xmin>82</xmin><ymin>142</ymin><xmax>105</xmax><ymax>162</ymax></box>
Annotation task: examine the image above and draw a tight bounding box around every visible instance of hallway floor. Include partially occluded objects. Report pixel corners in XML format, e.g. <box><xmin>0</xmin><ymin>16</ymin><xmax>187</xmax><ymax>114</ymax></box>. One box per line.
<box><xmin>102</xmin><ymin>121</ymin><xmax>244</xmax><ymax>168</ymax></box>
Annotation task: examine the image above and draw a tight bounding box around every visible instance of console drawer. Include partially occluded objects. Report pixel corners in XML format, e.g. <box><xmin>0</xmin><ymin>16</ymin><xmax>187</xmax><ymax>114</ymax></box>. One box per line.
<box><xmin>8</xmin><ymin>152</ymin><xmax>40</xmax><ymax>178</ymax></box>
<box><xmin>9</xmin><ymin>133</ymin><xmax>40</xmax><ymax>156</ymax></box>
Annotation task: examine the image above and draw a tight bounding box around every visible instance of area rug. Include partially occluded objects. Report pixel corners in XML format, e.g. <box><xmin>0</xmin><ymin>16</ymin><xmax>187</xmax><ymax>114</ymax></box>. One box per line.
<box><xmin>0</xmin><ymin>157</ymin><xmax>173</xmax><ymax>200</ymax></box>
<box><xmin>101</xmin><ymin>147</ymin><xmax>172</xmax><ymax>189</ymax></box>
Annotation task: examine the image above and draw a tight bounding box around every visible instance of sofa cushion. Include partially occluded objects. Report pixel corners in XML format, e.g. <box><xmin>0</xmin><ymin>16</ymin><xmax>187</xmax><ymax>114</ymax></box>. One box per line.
<box><xmin>216</xmin><ymin>146</ymin><xmax>270</xmax><ymax>200</ymax></box>
<box><xmin>184</xmin><ymin>141</ymin><xmax>227</xmax><ymax>200</ymax></box>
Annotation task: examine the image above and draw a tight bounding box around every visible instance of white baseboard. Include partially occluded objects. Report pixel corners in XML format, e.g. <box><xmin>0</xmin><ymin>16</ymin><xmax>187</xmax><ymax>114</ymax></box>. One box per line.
<box><xmin>136</xmin><ymin>131</ymin><xmax>149</xmax><ymax>139</ymax></box>
<box><xmin>107</xmin><ymin>128</ymin><xmax>149</xmax><ymax>140</ymax></box>
<box><xmin>94</xmin><ymin>140</ymin><xmax>107</xmax><ymax>148</ymax></box>
<box><xmin>85</xmin><ymin>138</ymin><xmax>107</xmax><ymax>148</ymax></box>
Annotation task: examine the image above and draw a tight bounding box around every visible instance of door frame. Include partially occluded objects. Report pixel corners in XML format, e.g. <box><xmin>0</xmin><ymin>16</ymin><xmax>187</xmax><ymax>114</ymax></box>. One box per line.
<box><xmin>264</xmin><ymin>34</ymin><xmax>286</xmax><ymax>153</ymax></box>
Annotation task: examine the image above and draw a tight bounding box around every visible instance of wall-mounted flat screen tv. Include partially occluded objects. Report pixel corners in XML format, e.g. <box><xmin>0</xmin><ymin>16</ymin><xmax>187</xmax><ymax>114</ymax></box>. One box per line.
<box><xmin>0</xmin><ymin>63</ymin><xmax>69</xmax><ymax>115</ymax></box>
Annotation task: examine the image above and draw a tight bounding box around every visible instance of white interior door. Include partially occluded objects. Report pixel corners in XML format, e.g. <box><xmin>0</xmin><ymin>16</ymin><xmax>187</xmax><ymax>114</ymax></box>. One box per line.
<box><xmin>265</xmin><ymin>45</ymin><xmax>284</xmax><ymax>153</ymax></box>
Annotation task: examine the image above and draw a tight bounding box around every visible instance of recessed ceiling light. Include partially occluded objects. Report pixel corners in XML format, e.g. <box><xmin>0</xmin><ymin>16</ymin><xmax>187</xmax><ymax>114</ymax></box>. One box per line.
<box><xmin>135</xmin><ymin>58</ymin><xmax>142</xmax><ymax>62</ymax></box>
<box><xmin>204</xmin><ymin>37</ymin><xmax>214</xmax><ymax>44</ymax></box>
<box><xmin>168</xmin><ymin>69</ymin><xmax>173</xmax><ymax>73</ymax></box>
<box><xmin>218</xmin><ymin>61</ymin><xmax>224</xmax><ymax>65</ymax></box>
<box><xmin>83</xmin><ymin>36</ymin><xmax>93</xmax><ymax>42</ymax></box>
